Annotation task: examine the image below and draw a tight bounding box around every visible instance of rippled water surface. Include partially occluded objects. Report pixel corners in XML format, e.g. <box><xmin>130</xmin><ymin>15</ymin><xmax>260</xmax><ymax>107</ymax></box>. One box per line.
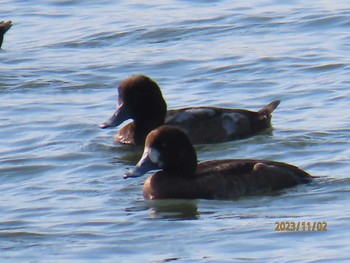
<box><xmin>1</xmin><ymin>0</ymin><xmax>350</xmax><ymax>262</ymax></box>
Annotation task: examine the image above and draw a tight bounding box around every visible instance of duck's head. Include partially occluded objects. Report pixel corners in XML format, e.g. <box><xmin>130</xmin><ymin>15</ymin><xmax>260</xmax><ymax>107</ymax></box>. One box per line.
<box><xmin>100</xmin><ymin>75</ymin><xmax>167</xmax><ymax>128</ymax></box>
<box><xmin>124</xmin><ymin>125</ymin><xmax>198</xmax><ymax>179</ymax></box>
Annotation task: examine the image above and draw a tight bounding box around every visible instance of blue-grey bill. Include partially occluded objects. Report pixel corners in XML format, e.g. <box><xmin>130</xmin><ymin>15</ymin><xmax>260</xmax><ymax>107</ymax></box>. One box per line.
<box><xmin>99</xmin><ymin>103</ymin><xmax>129</xmax><ymax>129</ymax></box>
<box><xmin>124</xmin><ymin>154</ymin><xmax>159</xmax><ymax>179</ymax></box>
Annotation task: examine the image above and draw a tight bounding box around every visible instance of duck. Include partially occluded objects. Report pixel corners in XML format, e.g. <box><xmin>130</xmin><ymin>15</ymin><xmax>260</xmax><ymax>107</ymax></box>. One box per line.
<box><xmin>100</xmin><ymin>75</ymin><xmax>280</xmax><ymax>145</ymax></box>
<box><xmin>0</xmin><ymin>20</ymin><xmax>12</xmax><ymax>49</ymax></box>
<box><xmin>124</xmin><ymin>125</ymin><xmax>313</xmax><ymax>200</ymax></box>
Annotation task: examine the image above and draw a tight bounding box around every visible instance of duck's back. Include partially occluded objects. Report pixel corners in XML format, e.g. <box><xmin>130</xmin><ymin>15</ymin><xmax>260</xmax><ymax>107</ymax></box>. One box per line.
<box><xmin>165</xmin><ymin>108</ymin><xmax>257</xmax><ymax>144</ymax></box>
<box><xmin>194</xmin><ymin>159</ymin><xmax>312</xmax><ymax>199</ymax></box>
<box><xmin>165</xmin><ymin>100</ymin><xmax>280</xmax><ymax>144</ymax></box>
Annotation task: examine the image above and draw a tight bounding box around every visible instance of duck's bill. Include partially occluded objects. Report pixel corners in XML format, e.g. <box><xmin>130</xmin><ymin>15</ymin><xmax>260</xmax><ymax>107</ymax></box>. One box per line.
<box><xmin>124</xmin><ymin>154</ymin><xmax>159</xmax><ymax>179</ymax></box>
<box><xmin>99</xmin><ymin>103</ymin><xmax>129</xmax><ymax>129</ymax></box>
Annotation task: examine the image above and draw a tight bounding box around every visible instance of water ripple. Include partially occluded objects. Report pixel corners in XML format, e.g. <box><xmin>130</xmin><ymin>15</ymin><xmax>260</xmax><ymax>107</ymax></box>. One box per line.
<box><xmin>1</xmin><ymin>1</ymin><xmax>350</xmax><ymax>261</ymax></box>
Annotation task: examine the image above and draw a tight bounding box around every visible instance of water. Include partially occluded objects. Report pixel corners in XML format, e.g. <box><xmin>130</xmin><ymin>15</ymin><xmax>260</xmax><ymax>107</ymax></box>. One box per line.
<box><xmin>1</xmin><ymin>0</ymin><xmax>350</xmax><ymax>261</ymax></box>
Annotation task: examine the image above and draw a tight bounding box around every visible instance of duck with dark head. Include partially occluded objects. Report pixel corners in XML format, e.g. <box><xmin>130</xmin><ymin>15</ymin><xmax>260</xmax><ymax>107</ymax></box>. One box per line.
<box><xmin>124</xmin><ymin>125</ymin><xmax>313</xmax><ymax>200</ymax></box>
<box><xmin>100</xmin><ymin>75</ymin><xmax>280</xmax><ymax>145</ymax></box>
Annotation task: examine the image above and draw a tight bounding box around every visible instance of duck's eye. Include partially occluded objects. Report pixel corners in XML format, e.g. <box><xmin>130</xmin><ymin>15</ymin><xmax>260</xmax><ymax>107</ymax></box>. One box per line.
<box><xmin>160</xmin><ymin>142</ymin><xmax>167</xmax><ymax>149</ymax></box>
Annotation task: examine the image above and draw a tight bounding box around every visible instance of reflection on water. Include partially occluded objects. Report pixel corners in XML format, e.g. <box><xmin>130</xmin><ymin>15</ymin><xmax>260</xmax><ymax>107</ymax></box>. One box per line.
<box><xmin>146</xmin><ymin>200</ymin><xmax>200</xmax><ymax>220</ymax></box>
<box><xmin>125</xmin><ymin>199</ymin><xmax>200</xmax><ymax>220</ymax></box>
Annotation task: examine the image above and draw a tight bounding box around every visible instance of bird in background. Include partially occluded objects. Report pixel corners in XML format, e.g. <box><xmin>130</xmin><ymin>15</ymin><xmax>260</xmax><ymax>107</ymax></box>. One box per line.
<box><xmin>0</xmin><ymin>20</ymin><xmax>12</xmax><ymax>49</ymax></box>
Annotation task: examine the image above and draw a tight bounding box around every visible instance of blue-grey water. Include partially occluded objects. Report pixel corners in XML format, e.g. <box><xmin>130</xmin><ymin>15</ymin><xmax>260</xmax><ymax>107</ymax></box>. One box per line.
<box><xmin>1</xmin><ymin>0</ymin><xmax>350</xmax><ymax>262</ymax></box>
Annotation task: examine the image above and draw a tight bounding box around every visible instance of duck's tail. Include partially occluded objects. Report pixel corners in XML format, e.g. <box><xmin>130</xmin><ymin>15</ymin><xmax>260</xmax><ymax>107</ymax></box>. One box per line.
<box><xmin>258</xmin><ymin>100</ymin><xmax>280</xmax><ymax>118</ymax></box>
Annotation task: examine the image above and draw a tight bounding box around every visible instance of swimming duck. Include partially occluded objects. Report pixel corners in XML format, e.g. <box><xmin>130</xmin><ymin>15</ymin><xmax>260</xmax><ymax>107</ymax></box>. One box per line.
<box><xmin>0</xmin><ymin>20</ymin><xmax>12</xmax><ymax>49</ymax></box>
<box><xmin>100</xmin><ymin>75</ymin><xmax>280</xmax><ymax>145</ymax></box>
<box><xmin>124</xmin><ymin>126</ymin><xmax>313</xmax><ymax>200</ymax></box>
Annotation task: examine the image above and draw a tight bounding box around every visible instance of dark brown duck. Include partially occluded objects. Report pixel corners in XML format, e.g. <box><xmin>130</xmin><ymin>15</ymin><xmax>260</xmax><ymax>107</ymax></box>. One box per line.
<box><xmin>124</xmin><ymin>126</ymin><xmax>313</xmax><ymax>200</ymax></box>
<box><xmin>100</xmin><ymin>75</ymin><xmax>280</xmax><ymax>145</ymax></box>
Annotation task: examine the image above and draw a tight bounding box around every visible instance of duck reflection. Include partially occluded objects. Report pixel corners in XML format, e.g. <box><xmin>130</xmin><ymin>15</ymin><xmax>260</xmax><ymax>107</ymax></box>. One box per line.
<box><xmin>146</xmin><ymin>199</ymin><xmax>199</xmax><ymax>220</ymax></box>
